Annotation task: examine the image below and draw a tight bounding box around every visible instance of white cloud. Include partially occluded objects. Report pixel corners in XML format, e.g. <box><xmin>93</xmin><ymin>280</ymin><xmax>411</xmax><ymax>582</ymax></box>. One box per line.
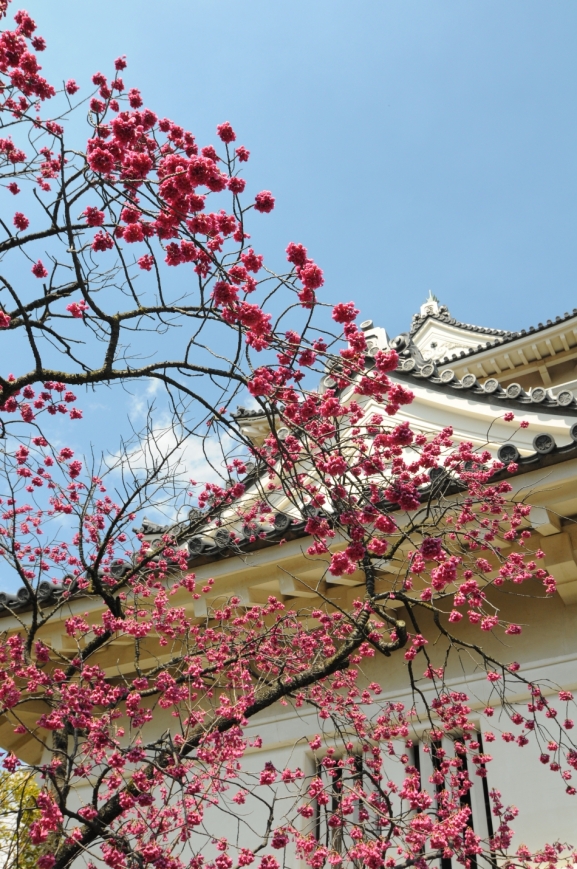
<box><xmin>126</xmin><ymin>378</ymin><xmax>163</xmax><ymax>421</ymax></box>
<box><xmin>106</xmin><ymin>412</ymin><xmax>237</xmax><ymax>524</ymax></box>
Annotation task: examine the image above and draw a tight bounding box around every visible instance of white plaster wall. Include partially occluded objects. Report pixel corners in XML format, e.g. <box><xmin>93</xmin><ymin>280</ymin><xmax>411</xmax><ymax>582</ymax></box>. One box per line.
<box><xmin>48</xmin><ymin>561</ymin><xmax>577</xmax><ymax>867</ymax></box>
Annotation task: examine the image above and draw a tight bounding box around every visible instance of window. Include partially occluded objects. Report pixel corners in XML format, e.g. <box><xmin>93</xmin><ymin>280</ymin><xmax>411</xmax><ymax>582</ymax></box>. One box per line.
<box><xmin>414</xmin><ymin>732</ymin><xmax>495</xmax><ymax>869</ymax></box>
<box><xmin>312</xmin><ymin>733</ymin><xmax>495</xmax><ymax>868</ymax></box>
<box><xmin>314</xmin><ymin>753</ymin><xmax>364</xmax><ymax>854</ymax></box>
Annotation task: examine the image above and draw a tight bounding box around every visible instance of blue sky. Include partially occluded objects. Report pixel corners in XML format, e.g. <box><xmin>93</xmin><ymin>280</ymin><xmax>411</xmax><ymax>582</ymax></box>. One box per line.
<box><xmin>2</xmin><ymin>1</ymin><xmax>576</xmax><ymax>589</ymax></box>
<box><xmin>4</xmin><ymin>1</ymin><xmax>577</xmax><ymax>460</ymax></box>
<box><xmin>35</xmin><ymin>0</ymin><xmax>577</xmax><ymax>339</ymax></box>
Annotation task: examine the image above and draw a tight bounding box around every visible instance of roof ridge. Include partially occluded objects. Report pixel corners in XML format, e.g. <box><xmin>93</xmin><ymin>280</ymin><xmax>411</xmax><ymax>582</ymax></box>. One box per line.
<box><xmin>435</xmin><ymin>307</ymin><xmax>577</xmax><ymax>365</ymax></box>
<box><xmin>410</xmin><ymin>303</ymin><xmax>512</xmax><ymax>337</ymax></box>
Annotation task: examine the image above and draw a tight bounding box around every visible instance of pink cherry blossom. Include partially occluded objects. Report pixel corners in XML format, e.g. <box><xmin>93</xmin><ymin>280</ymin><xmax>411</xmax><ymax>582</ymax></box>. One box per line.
<box><xmin>217</xmin><ymin>121</ymin><xmax>236</xmax><ymax>143</ymax></box>
<box><xmin>13</xmin><ymin>210</ymin><xmax>28</xmax><ymax>230</ymax></box>
<box><xmin>31</xmin><ymin>259</ymin><xmax>48</xmax><ymax>278</ymax></box>
<box><xmin>66</xmin><ymin>300</ymin><xmax>89</xmax><ymax>317</ymax></box>
<box><xmin>254</xmin><ymin>190</ymin><xmax>275</xmax><ymax>212</ymax></box>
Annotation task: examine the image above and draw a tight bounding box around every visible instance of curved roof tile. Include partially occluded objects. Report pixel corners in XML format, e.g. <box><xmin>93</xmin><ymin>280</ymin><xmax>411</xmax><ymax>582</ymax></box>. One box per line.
<box><xmin>390</xmin><ymin>356</ymin><xmax>577</xmax><ymax>415</ymax></box>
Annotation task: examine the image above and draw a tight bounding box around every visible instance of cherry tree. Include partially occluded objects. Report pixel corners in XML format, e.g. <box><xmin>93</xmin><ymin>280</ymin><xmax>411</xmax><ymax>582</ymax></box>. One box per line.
<box><xmin>0</xmin><ymin>3</ymin><xmax>576</xmax><ymax>869</ymax></box>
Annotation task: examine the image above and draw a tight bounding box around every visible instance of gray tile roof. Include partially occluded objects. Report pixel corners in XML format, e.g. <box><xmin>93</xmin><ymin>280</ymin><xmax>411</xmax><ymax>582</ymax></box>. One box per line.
<box><xmin>390</xmin><ymin>357</ymin><xmax>577</xmax><ymax>415</ymax></box>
